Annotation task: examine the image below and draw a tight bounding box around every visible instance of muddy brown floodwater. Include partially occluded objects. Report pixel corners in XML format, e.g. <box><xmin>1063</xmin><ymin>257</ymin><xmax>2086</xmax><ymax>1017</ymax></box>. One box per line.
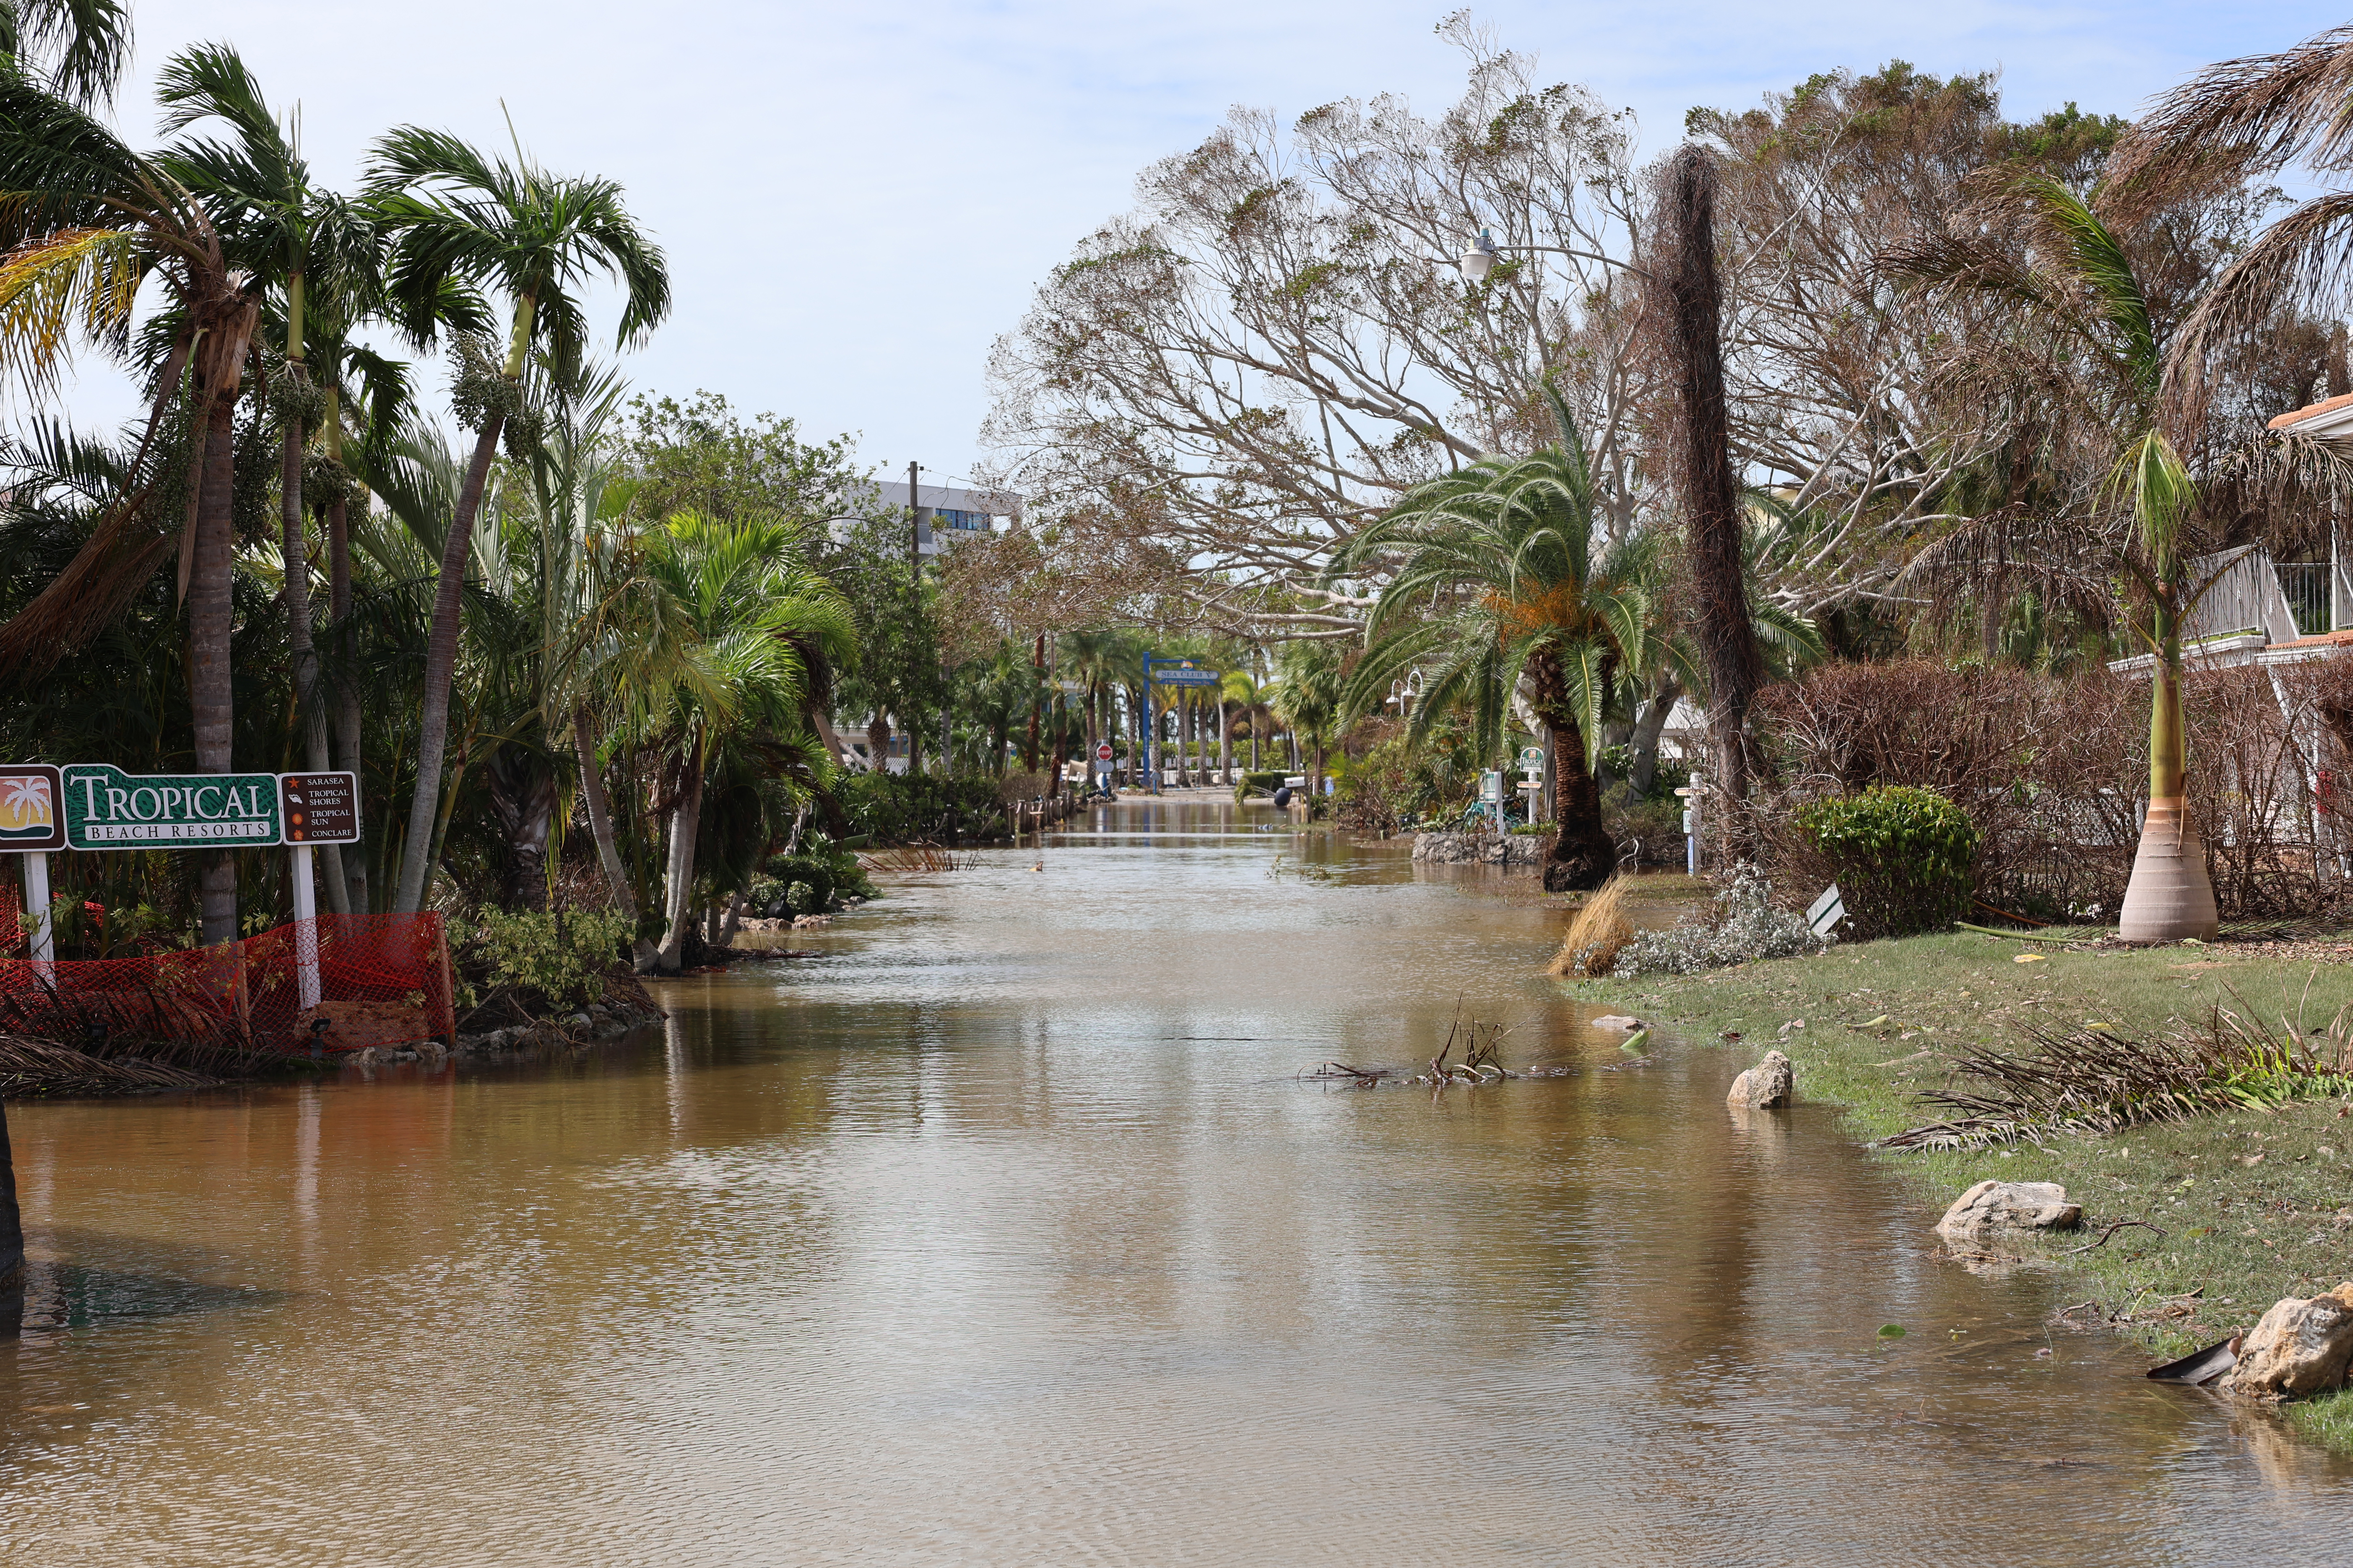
<box><xmin>2</xmin><ymin>798</ymin><xmax>2347</xmax><ymax>1565</ymax></box>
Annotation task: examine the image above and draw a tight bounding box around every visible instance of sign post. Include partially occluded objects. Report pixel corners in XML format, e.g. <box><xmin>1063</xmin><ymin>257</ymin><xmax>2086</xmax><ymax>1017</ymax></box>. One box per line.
<box><xmin>279</xmin><ymin>773</ymin><xmax>361</xmax><ymax>1012</ymax></box>
<box><xmin>1</xmin><ymin>764</ymin><xmax>64</xmax><ymax>973</ymax></box>
<box><xmin>1142</xmin><ymin>655</ymin><xmax>1222</xmax><ymax>795</ymax></box>
<box><xmin>1676</xmin><ymin>775</ymin><xmax>1704</xmax><ymax>875</ymax></box>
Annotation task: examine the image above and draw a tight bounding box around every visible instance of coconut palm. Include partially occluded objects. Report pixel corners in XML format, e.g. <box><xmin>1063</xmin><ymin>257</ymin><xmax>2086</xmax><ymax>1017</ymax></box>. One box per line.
<box><xmin>367</xmin><ymin>124</ymin><xmax>669</xmax><ymax>914</ymax></box>
<box><xmin>1326</xmin><ymin>391</ymin><xmax>1657</xmax><ymax>891</ymax></box>
<box><xmin>1266</xmin><ymin>642</ymin><xmax>1344</xmax><ymax>803</ymax></box>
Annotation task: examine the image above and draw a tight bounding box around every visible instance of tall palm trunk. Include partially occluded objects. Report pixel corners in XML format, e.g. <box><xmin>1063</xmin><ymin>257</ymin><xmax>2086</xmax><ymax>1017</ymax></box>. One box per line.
<box><xmin>323</xmin><ymin>383</ymin><xmax>368</xmax><ymax>911</ymax></box>
<box><xmin>1655</xmin><ymin>148</ymin><xmax>1766</xmax><ymax>821</ymax></box>
<box><xmin>655</xmin><ymin>744</ymin><xmax>705</xmax><ymax>973</ymax></box>
<box><xmin>392</xmin><ymin>408</ymin><xmax>502</xmax><ymax>912</ymax></box>
<box><xmin>394</xmin><ymin>290</ymin><xmax>535</xmax><ymax>913</ymax></box>
<box><xmin>278</xmin><ymin>363</ymin><xmax>351</xmax><ymax>916</ymax></box>
<box><xmin>573</xmin><ymin>711</ymin><xmax>655</xmax><ymax>970</ymax></box>
<box><xmin>190</xmin><ymin>303</ymin><xmax>258</xmax><ymax>945</ymax></box>
<box><xmin>327</xmin><ymin>490</ymin><xmax>366</xmax><ymax>910</ymax></box>
<box><xmin>1219</xmin><ymin>700</ymin><xmax>1230</xmax><ymax>784</ymax></box>
<box><xmin>2118</xmin><ymin>591</ymin><xmax>2219</xmax><ymax>940</ymax></box>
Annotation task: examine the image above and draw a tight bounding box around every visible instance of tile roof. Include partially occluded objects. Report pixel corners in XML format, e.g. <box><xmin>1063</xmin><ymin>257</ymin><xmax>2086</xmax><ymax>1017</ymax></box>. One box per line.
<box><xmin>2268</xmin><ymin>391</ymin><xmax>2353</xmax><ymax>430</ymax></box>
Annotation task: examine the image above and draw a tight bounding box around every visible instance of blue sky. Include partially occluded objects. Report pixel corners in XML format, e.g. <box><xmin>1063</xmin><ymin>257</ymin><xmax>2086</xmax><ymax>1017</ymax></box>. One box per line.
<box><xmin>55</xmin><ymin>2</ymin><xmax>2351</xmax><ymax>490</ymax></box>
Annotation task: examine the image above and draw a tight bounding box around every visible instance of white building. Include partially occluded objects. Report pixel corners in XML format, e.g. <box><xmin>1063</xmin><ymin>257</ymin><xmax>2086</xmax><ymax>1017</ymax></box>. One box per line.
<box><xmin>829</xmin><ymin>478</ymin><xmax>1012</xmax><ymax>558</ymax></box>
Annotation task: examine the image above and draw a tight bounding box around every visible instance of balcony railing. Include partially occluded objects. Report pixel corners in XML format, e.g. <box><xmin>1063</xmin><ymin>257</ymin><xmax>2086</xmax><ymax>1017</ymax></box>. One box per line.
<box><xmin>2277</xmin><ymin>562</ymin><xmax>2332</xmax><ymax>636</ymax></box>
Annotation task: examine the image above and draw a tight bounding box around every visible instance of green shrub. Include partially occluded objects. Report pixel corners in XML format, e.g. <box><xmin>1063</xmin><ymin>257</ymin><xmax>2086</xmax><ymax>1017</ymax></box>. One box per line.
<box><xmin>1603</xmin><ymin>789</ymin><xmax>1684</xmax><ymax>865</ymax></box>
<box><xmin>454</xmin><ymin>908</ymin><xmax>632</xmax><ymax>1010</ymax></box>
<box><xmin>759</xmin><ymin>847</ymin><xmax>878</xmax><ymax>914</ymax></box>
<box><xmin>837</xmin><ymin>771</ymin><xmax>1008</xmax><ymax>843</ymax></box>
<box><xmin>1792</xmin><ymin>785</ymin><xmax>1979</xmax><ymax>939</ymax></box>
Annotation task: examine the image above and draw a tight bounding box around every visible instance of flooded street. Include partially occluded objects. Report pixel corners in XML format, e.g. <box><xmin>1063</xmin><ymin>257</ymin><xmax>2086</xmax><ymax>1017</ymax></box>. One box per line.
<box><xmin>3</xmin><ymin>798</ymin><xmax>2346</xmax><ymax>1564</ymax></box>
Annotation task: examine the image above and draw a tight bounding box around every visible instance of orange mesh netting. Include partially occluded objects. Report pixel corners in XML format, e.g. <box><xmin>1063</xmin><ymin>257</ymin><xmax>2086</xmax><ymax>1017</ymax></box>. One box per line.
<box><xmin>0</xmin><ymin>913</ymin><xmax>455</xmax><ymax>1055</ymax></box>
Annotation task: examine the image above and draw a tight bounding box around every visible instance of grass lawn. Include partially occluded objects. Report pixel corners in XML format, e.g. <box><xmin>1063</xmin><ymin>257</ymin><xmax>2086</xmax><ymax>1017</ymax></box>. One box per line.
<box><xmin>1573</xmin><ymin>926</ymin><xmax>2353</xmax><ymax>1454</ymax></box>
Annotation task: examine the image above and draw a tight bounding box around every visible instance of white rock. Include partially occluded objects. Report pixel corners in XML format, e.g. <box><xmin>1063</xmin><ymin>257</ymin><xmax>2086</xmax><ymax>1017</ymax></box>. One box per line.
<box><xmin>2220</xmin><ymin>1282</ymin><xmax>2353</xmax><ymax>1400</ymax></box>
<box><xmin>1726</xmin><ymin>1049</ymin><xmax>1794</xmax><ymax>1110</ymax></box>
<box><xmin>1934</xmin><ymin>1180</ymin><xmax>2083</xmax><ymax>1244</ymax></box>
<box><xmin>1591</xmin><ymin>1014</ymin><xmax>1645</xmax><ymax>1032</ymax></box>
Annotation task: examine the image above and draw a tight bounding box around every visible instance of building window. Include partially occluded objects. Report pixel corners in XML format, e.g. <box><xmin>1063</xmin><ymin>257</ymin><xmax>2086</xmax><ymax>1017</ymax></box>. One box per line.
<box><xmin>934</xmin><ymin>508</ymin><xmax>990</xmax><ymax>532</ymax></box>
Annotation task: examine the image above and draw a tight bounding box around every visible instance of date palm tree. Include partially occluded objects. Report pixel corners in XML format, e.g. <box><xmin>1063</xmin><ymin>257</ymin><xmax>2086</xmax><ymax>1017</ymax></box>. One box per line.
<box><xmin>1327</xmin><ymin>390</ymin><xmax>1657</xmax><ymax>891</ymax></box>
<box><xmin>367</xmin><ymin>124</ymin><xmax>669</xmax><ymax>913</ymax></box>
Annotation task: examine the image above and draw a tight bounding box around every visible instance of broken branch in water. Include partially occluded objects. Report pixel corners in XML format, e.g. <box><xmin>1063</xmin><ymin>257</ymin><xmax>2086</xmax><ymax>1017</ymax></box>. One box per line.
<box><xmin>1297</xmin><ymin>1060</ymin><xmax>1388</xmax><ymax>1085</ymax></box>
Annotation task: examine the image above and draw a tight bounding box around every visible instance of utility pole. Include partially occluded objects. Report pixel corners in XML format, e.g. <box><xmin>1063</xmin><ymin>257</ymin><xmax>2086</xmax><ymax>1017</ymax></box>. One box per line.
<box><xmin>907</xmin><ymin>460</ymin><xmax>920</xmax><ymax>576</ymax></box>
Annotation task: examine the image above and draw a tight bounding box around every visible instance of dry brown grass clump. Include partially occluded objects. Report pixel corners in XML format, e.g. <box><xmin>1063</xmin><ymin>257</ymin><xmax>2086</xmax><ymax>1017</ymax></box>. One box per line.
<box><xmin>1548</xmin><ymin>876</ymin><xmax>1634</xmax><ymax>977</ymax></box>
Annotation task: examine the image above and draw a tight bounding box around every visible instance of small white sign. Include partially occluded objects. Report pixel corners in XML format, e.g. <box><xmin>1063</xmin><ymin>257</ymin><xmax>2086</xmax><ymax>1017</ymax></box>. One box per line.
<box><xmin>1807</xmin><ymin>883</ymin><xmax>1846</xmax><ymax>936</ymax></box>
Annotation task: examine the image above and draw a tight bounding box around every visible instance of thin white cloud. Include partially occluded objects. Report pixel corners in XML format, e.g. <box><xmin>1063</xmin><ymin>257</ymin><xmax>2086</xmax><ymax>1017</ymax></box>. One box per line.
<box><xmin>47</xmin><ymin>1</ymin><xmax>2347</xmax><ymax>485</ymax></box>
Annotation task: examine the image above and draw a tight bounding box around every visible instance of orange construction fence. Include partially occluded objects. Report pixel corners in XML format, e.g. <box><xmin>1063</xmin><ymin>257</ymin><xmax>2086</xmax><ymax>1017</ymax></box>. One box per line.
<box><xmin>0</xmin><ymin>910</ymin><xmax>455</xmax><ymax>1054</ymax></box>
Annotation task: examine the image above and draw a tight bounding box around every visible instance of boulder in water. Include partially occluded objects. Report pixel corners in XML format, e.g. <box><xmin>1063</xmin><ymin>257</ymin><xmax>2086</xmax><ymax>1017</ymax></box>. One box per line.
<box><xmin>2218</xmin><ymin>1283</ymin><xmax>2353</xmax><ymax>1400</ymax></box>
<box><xmin>1726</xmin><ymin>1049</ymin><xmax>1794</xmax><ymax>1110</ymax></box>
<box><xmin>1933</xmin><ymin>1180</ymin><xmax>2082</xmax><ymax>1244</ymax></box>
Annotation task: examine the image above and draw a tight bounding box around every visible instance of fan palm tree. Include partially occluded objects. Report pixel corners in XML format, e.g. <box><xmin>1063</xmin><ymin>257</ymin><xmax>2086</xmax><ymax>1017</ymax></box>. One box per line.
<box><xmin>367</xmin><ymin>124</ymin><xmax>669</xmax><ymax>914</ymax></box>
<box><xmin>1326</xmin><ymin>393</ymin><xmax>1656</xmax><ymax>891</ymax></box>
<box><xmin>1883</xmin><ymin>175</ymin><xmax>2220</xmax><ymax>940</ymax></box>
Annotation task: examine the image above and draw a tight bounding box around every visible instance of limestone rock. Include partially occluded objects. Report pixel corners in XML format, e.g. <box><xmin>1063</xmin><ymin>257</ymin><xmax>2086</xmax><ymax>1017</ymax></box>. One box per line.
<box><xmin>1726</xmin><ymin>1049</ymin><xmax>1794</xmax><ymax>1110</ymax></box>
<box><xmin>1934</xmin><ymin>1180</ymin><xmax>2083</xmax><ymax>1244</ymax></box>
<box><xmin>1591</xmin><ymin>1014</ymin><xmax>1646</xmax><ymax>1032</ymax></box>
<box><xmin>2219</xmin><ymin>1283</ymin><xmax>2353</xmax><ymax>1400</ymax></box>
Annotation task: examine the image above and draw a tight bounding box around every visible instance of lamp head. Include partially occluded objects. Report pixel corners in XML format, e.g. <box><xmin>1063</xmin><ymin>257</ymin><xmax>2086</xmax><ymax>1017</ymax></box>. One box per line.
<box><xmin>1459</xmin><ymin>227</ymin><xmax>1499</xmax><ymax>285</ymax></box>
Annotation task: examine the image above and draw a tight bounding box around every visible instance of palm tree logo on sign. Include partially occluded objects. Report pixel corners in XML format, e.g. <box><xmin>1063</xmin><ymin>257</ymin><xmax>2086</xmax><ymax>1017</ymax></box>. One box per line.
<box><xmin>0</xmin><ymin>765</ymin><xmax>65</xmax><ymax>849</ymax></box>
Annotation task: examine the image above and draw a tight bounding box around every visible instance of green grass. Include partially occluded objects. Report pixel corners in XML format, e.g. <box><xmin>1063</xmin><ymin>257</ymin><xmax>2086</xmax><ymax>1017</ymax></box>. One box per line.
<box><xmin>1575</xmin><ymin>928</ymin><xmax>2353</xmax><ymax>1453</ymax></box>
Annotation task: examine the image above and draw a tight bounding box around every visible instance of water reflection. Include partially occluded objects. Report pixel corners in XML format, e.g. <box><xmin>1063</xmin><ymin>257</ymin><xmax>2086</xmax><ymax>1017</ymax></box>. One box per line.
<box><xmin>0</xmin><ymin>797</ymin><xmax>2344</xmax><ymax>1564</ymax></box>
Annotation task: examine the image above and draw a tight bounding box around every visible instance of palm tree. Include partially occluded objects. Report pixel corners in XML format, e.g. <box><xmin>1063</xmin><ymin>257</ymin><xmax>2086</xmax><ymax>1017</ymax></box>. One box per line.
<box><xmin>1266</xmin><ymin>642</ymin><xmax>1343</xmax><ymax>803</ymax></box>
<box><xmin>0</xmin><ymin>70</ymin><xmax>267</xmax><ymax>942</ymax></box>
<box><xmin>632</xmin><ymin>512</ymin><xmax>853</xmax><ymax>972</ymax></box>
<box><xmin>156</xmin><ymin>43</ymin><xmax>380</xmax><ymax>918</ymax></box>
<box><xmin>1883</xmin><ymin>176</ymin><xmax>2220</xmax><ymax>941</ymax></box>
<box><xmin>367</xmin><ymin>124</ymin><xmax>669</xmax><ymax>914</ymax></box>
<box><xmin>0</xmin><ymin>0</ymin><xmax>132</xmax><ymax>109</ymax></box>
<box><xmin>1327</xmin><ymin>392</ymin><xmax>1657</xmax><ymax>891</ymax></box>
<box><xmin>1060</xmin><ymin>627</ymin><xmax>1134</xmax><ymax>784</ymax></box>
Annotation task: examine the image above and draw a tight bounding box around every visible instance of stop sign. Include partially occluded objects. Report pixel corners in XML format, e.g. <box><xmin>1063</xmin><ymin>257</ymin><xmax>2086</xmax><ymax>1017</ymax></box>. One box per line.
<box><xmin>1096</xmin><ymin>742</ymin><xmax>1113</xmax><ymax>761</ymax></box>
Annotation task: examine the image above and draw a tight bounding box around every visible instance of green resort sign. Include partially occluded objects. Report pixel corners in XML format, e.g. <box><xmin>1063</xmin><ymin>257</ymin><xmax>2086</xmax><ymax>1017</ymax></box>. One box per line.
<box><xmin>61</xmin><ymin>763</ymin><xmax>283</xmax><ymax>849</ymax></box>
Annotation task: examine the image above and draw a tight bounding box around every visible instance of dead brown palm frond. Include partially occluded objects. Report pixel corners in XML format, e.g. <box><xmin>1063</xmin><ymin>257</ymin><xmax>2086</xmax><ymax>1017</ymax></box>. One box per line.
<box><xmin>0</xmin><ymin>1032</ymin><xmax>222</xmax><ymax>1098</ymax></box>
<box><xmin>2106</xmin><ymin>25</ymin><xmax>2353</xmax><ymax>212</ymax></box>
<box><xmin>2202</xmin><ymin>426</ymin><xmax>2353</xmax><ymax>529</ymax></box>
<box><xmin>2161</xmin><ymin>190</ymin><xmax>2353</xmax><ymax>434</ymax></box>
<box><xmin>1548</xmin><ymin>874</ymin><xmax>1633</xmax><ymax>977</ymax></box>
<box><xmin>1891</xmin><ymin>506</ymin><xmax>2119</xmax><ymax>630</ymax></box>
<box><xmin>1878</xmin><ymin>1008</ymin><xmax>2353</xmax><ymax>1150</ymax></box>
<box><xmin>1874</xmin><ymin>225</ymin><xmax>2058</xmax><ymax>312</ymax></box>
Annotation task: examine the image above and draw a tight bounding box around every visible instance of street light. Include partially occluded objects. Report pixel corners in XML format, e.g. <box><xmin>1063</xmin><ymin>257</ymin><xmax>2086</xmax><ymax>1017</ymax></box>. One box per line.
<box><xmin>1451</xmin><ymin>227</ymin><xmax>1650</xmax><ymax>286</ymax></box>
<box><xmin>1458</xmin><ymin>228</ymin><xmax>1500</xmax><ymax>285</ymax></box>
